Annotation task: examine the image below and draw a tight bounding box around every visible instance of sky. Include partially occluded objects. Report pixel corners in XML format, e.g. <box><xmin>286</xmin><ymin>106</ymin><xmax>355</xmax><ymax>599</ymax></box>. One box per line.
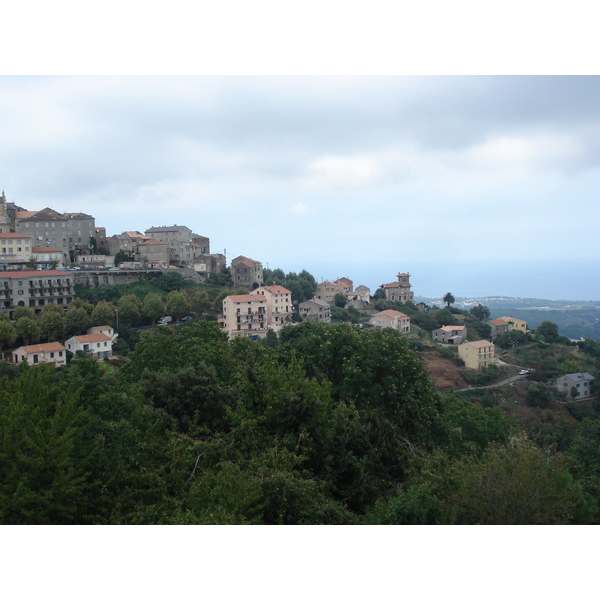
<box><xmin>1</xmin><ymin>76</ymin><xmax>599</xmax><ymax>300</ymax></box>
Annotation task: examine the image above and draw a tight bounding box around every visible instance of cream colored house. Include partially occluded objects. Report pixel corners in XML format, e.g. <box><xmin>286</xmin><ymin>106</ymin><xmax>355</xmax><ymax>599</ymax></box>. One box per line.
<box><xmin>458</xmin><ymin>340</ymin><xmax>495</xmax><ymax>370</ymax></box>
<box><xmin>12</xmin><ymin>342</ymin><xmax>66</xmax><ymax>366</ymax></box>
<box><xmin>0</xmin><ymin>233</ymin><xmax>32</xmax><ymax>268</ymax></box>
<box><xmin>250</xmin><ymin>285</ymin><xmax>293</xmax><ymax>331</ymax></box>
<box><xmin>64</xmin><ymin>332</ymin><xmax>114</xmax><ymax>360</ymax></box>
<box><xmin>32</xmin><ymin>246</ymin><xmax>63</xmax><ymax>269</ymax></box>
<box><xmin>369</xmin><ymin>309</ymin><xmax>410</xmax><ymax>333</ymax></box>
<box><xmin>220</xmin><ymin>293</ymin><xmax>269</xmax><ymax>339</ymax></box>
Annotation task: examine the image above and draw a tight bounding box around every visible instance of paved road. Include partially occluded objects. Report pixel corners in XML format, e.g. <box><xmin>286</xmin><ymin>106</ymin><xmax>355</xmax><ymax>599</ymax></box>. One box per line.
<box><xmin>455</xmin><ymin>373</ymin><xmax>527</xmax><ymax>393</ymax></box>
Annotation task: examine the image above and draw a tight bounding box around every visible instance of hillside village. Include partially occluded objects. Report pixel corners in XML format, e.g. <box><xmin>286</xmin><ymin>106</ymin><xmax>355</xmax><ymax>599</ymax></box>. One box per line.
<box><xmin>0</xmin><ymin>191</ymin><xmax>597</xmax><ymax>406</ymax></box>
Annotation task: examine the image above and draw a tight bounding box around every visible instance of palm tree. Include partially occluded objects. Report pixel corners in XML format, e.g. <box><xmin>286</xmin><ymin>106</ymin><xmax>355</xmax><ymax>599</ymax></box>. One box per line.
<box><xmin>443</xmin><ymin>292</ymin><xmax>455</xmax><ymax>308</ymax></box>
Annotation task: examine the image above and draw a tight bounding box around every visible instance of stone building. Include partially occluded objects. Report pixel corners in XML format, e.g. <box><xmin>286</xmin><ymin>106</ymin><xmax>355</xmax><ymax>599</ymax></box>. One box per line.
<box><xmin>381</xmin><ymin>272</ymin><xmax>414</xmax><ymax>303</ymax></box>
<box><xmin>230</xmin><ymin>256</ymin><xmax>263</xmax><ymax>288</ymax></box>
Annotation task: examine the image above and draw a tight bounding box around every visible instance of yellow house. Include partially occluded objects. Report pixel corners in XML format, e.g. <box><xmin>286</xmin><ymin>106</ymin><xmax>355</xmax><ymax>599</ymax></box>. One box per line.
<box><xmin>458</xmin><ymin>340</ymin><xmax>495</xmax><ymax>370</ymax></box>
<box><xmin>499</xmin><ymin>316</ymin><xmax>527</xmax><ymax>333</ymax></box>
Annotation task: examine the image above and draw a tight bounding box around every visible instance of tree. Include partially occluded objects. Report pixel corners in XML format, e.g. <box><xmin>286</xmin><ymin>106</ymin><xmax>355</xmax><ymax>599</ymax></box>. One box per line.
<box><xmin>114</xmin><ymin>250</ymin><xmax>128</xmax><ymax>267</ymax></box>
<box><xmin>333</xmin><ymin>293</ymin><xmax>347</xmax><ymax>308</ymax></box>
<box><xmin>91</xmin><ymin>300</ymin><xmax>115</xmax><ymax>327</ymax></box>
<box><xmin>12</xmin><ymin>306</ymin><xmax>36</xmax><ymax>321</ymax></box>
<box><xmin>39</xmin><ymin>306</ymin><xmax>66</xmax><ymax>342</ymax></box>
<box><xmin>115</xmin><ymin>299</ymin><xmax>140</xmax><ymax>328</ymax></box>
<box><xmin>156</xmin><ymin>271</ymin><xmax>185</xmax><ymax>292</ymax></box>
<box><xmin>165</xmin><ymin>290</ymin><xmax>192</xmax><ymax>321</ymax></box>
<box><xmin>537</xmin><ymin>320</ymin><xmax>559</xmax><ymax>343</ymax></box>
<box><xmin>15</xmin><ymin>317</ymin><xmax>41</xmax><ymax>345</ymax></box>
<box><xmin>469</xmin><ymin>303</ymin><xmax>490</xmax><ymax>321</ymax></box>
<box><xmin>142</xmin><ymin>293</ymin><xmax>165</xmax><ymax>324</ymax></box>
<box><xmin>65</xmin><ymin>306</ymin><xmax>92</xmax><ymax>336</ymax></box>
<box><xmin>0</xmin><ymin>321</ymin><xmax>17</xmax><ymax>354</ymax></box>
<box><xmin>0</xmin><ymin>365</ymin><xmax>97</xmax><ymax>524</ymax></box>
<box><xmin>443</xmin><ymin>292</ymin><xmax>455</xmax><ymax>308</ymax></box>
<box><xmin>27</xmin><ymin>256</ymin><xmax>37</xmax><ymax>269</ymax></box>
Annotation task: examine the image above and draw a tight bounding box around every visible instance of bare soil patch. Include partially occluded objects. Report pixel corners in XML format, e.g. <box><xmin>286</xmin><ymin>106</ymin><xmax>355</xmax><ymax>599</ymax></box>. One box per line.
<box><xmin>420</xmin><ymin>347</ymin><xmax>470</xmax><ymax>391</ymax></box>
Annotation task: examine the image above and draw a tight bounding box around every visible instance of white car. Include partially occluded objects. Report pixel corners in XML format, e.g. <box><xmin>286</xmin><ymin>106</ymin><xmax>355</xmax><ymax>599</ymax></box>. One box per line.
<box><xmin>519</xmin><ymin>370</ymin><xmax>528</xmax><ymax>375</ymax></box>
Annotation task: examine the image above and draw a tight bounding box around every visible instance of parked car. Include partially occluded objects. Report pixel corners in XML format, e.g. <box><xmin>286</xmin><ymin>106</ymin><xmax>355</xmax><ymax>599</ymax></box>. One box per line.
<box><xmin>157</xmin><ymin>316</ymin><xmax>173</xmax><ymax>325</ymax></box>
<box><xmin>109</xmin><ymin>267</ymin><xmax>120</xmax><ymax>271</ymax></box>
<box><xmin>519</xmin><ymin>370</ymin><xmax>528</xmax><ymax>375</ymax></box>
<box><xmin>181</xmin><ymin>316</ymin><xmax>193</xmax><ymax>322</ymax></box>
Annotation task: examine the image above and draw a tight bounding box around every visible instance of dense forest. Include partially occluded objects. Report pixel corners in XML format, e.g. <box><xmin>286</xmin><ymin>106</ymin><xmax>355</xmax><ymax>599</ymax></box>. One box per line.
<box><xmin>2</xmin><ymin>270</ymin><xmax>600</xmax><ymax>524</ymax></box>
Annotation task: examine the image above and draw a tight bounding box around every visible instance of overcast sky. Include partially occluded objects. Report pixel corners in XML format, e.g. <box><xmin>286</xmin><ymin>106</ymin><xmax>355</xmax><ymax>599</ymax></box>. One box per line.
<box><xmin>1</xmin><ymin>76</ymin><xmax>599</xmax><ymax>299</ymax></box>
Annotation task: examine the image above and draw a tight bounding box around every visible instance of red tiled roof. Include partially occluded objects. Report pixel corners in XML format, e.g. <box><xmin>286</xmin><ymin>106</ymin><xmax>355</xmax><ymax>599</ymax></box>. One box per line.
<box><xmin>440</xmin><ymin>325</ymin><xmax>466</xmax><ymax>332</ymax></box>
<box><xmin>380</xmin><ymin>310</ymin><xmax>409</xmax><ymax>318</ymax></box>
<box><xmin>226</xmin><ymin>294</ymin><xmax>267</xmax><ymax>303</ymax></box>
<box><xmin>0</xmin><ymin>233</ymin><xmax>31</xmax><ymax>239</ymax></box>
<box><xmin>382</xmin><ymin>282</ymin><xmax>400</xmax><ymax>288</ymax></box>
<box><xmin>72</xmin><ymin>333</ymin><xmax>111</xmax><ymax>343</ymax></box>
<box><xmin>15</xmin><ymin>211</ymin><xmax>38</xmax><ymax>218</ymax></box>
<box><xmin>467</xmin><ymin>340</ymin><xmax>494</xmax><ymax>348</ymax></box>
<box><xmin>490</xmin><ymin>318</ymin><xmax>510</xmax><ymax>325</ymax></box>
<box><xmin>17</xmin><ymin>342</ymin><xmax>65</xmax><ymax>354</ymax></box>
<box><xmin>0</xmin><ymin>270</ymin><xmax>71</xmax><ymax>279</ymax></box>
<box><xmin>139</xmin><ymin>239</ymin><xmax>168</xmax><ymax>245</ymax></box>
<box><xmin>255</xmin><ymin>285</ymin><xmax>291</xmax><ymax>295</ymax></box>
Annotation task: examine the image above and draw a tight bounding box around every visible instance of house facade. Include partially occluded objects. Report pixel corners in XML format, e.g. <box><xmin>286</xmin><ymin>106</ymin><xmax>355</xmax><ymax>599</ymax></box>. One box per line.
<box><xmin>32</xmin><ymin>246</ymin><xmax>63</xmax><ymax>269</ymax></box>
<box><xmin>12</xmin><ymin>342</ymin><xmax>67</xmax><ymax>367</ymax></box>
<box><xmin>489</xmin><ymin>318</ymin><xmax>513</xmax><ymax>340</ymax></box>
<box><xmin>498</xmin><ymin>316</ymin><xmax>527</xmax><ymax>333</ymax></box>
<box><xmin>0</xmin><ymin>233</ymin><xmax>33</xmax><ymax>268</ymax></box>
<box><xmin>136</xmin><ymin>239</ymin><xmax>169</xmax><ymax>268</ymax></box>
<box><xmin>381</xmin><ymin>272</ymin><xmax>414</xmax><ymax>303</ymax></box>
<box><xmin>64</xmin><ymin>331</ymin><xmax>114</xmax><ymax>360</ymax></box>
<box><xmin>458</xmin><ymin>340</ymin><xmax>495</xmax><ymax>370</ymax></box>
<box><xmin>555</xmin><ymin>372</ymin><xmax>595</xmax><ymax>399</ymax></box>
<box><xmin>0</xmin><ymin>270</ymin><xmax>74</xmax><ymax>317</ymax></box>
<box><xmin>299</xmin><ymin>298</ymin><xmax>331</xmax><ymax>323</ymax></box>
<box><xmin>369</xmin><ymin>309</ymin><xmax>411</xmax><ymax>333</ymax></box>
<box><xmin>315</xmin><ymin>281</ymin><xmax>345</xmax><ymax>305</ymax></box>
<box><xmin>432</xmin><ymin>325</ymin><xmax>467</xmax><ymax>344</ymax></box>
<box><xmin>220</xmin><ymin>294</ymin><xmax>269</xmax><ymax>339</ymax></box>
<box><xmin>230</xmin><ymin>256</ymin><xmax>264</xmax><ymax>288</ymax></box>
<box><xmin>193</xmin><ymin>253</ymin><xmax>226</xmax><ymax>278</ymax></box>
<box><xmin>144</xmin><ymin>225</ymin><xmax>194</xmax><ymax>244</ymax></box>
<box><xmin>250</xmin><ymin>286</ymin><xmax>293</xmax><ymax>331</ymax></box>
<box><xmin>14</xmin><ymin>208</ymin><xmax>95</xmax><ymax>265</ymax></box>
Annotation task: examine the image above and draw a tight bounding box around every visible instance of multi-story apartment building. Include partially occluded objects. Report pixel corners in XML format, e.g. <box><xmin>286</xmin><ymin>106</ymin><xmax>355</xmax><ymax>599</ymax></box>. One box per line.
<box><xmin>0</xmin><ymin>270</ymin><xmax>74</xmax><ymax>317</ymax></box>
<box><xmin>458</xmin><ymin>340</ymin><xmax>495</xmax><ymax>370</ymax></box>
<box><xmin>14</xmin><ymin>208</ymin><xmax>96</xmax><ymax>265</ymax></box>
<box><xmin>299</xmin><ymin>298</ymin><xmax>331</xmax><ymax>323</ymax></box>
<box><xmin>220</xmin><ymin>293</ymin><xmax>270</xmax><ymax>339</ymax></box>
<box><xmin>230</xmin><ymin>256</ymin><xmax>264</xmax><ymax>288</ymax></box>
<box><xmin>381</xmin><ymin>272</ymin><xmax>414</xmax><ymax>303</ymax></box>
<box><xmin>168</xmin><ymin>239</ymin><xmax>205</xmax><ymax>267</ymax></box>
<box><xmin>250</xmin><ymin>285</ymin><xmax>293</xmax><ymax>331</ymax></box>
<box><xmin>0</xmin><ymin>233</ymin><xmax>32</xmax><ymax>268</ymax></box>
<box><xmin>12</xmin><ymin>342</ymin><xmax>67</xmax><ymax>367</ymax></box>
